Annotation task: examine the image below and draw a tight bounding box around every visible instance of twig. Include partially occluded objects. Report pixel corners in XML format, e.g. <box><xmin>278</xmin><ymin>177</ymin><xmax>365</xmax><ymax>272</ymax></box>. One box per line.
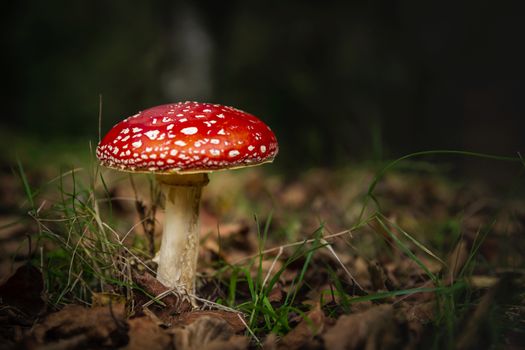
<box><xmin>321</xmin><ymin>238</ymin><xmax>364</xmax><ymax>291</ymax></box>
<box><xmin>262</xmin><ymin>246</ymin><xmax>283</xmax><ymax>289</ymax></box>
<box><xmin>120</xmin><ymin>217</ymin><xmax>151</xmax><ymax>244</ymax></box>
<box><xmin>103</xmin><ymin>223</ymin><xmax>157</xmax><ymax>275</ymax></box>
<box><xmin>129</xmin><ymin>175</ymin><xmax>158</xmax><ymax>257</ymax></box>
<box><xmin>230</xmin><ymin>228</ymin><xmax>352</xmax><ymax>264</ymax></box>
<box><xmin>237</xmin><ymin>313</ymin><xmax>261</xmax><ymax>345</ymax></box>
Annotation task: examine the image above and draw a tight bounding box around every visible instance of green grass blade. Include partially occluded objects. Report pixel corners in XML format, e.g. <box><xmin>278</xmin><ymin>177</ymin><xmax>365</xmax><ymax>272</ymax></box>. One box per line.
<box><xmin>16</xmin><ymin>158</ymin><xmax>35</xmax><ymax>210</ymax></box>
<box><xmin>375</xmin><ymin>216</ymin><xmax>438</xmax><ymax>283</ymax></box>
<box><xmin>378</xmin><ymin>213</ymin><xmax>446</xmax><ymax>266</ymax></box>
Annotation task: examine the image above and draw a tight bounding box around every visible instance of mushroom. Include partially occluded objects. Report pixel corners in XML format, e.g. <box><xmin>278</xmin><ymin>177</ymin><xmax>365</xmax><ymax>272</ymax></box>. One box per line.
<box><xmin>96</xmin><ymin>101</ymin><xmax>278</xmax><ymax>295</ymax></box>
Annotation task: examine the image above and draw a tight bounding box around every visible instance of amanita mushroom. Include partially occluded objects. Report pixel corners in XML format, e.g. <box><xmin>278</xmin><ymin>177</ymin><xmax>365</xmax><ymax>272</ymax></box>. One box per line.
<box><xmin>96</xmin><ymin>101</ymin><xmax>278</xmax><ymax>295</ymax></box>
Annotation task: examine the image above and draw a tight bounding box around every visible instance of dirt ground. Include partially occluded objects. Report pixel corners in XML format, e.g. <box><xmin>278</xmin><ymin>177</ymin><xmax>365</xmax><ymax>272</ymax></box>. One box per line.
<box><xmin>1</xmin><ymin>163</ymin><xmax>524</xmax><ymax>349</ymax></box>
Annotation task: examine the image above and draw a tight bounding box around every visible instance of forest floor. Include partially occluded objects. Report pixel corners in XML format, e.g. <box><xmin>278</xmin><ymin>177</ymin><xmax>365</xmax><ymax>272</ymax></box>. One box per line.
<box><xmin>0</xmin><ymin>156</ymin><xmax>524</xmax><ymax>349</ymax></box>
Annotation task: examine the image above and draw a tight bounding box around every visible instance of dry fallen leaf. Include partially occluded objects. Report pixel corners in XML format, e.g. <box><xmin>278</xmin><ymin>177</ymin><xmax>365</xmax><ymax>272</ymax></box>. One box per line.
<box><xmin>170</xmin><ymin>310</ymin><xmax>246</xmax><ymax>333</ymax></box>
<box><xmin>262</xmin><ymin>332</ymin><xmax>278</xmax><ymax>350</ymax></box>
<box><xmin>124</xmin><ymin>317</ymin><xmax>172</xmax><ymax>350</ymax></box>
<box><xmin>278</xmin><ymin>303</ymin><xmax>325</xmax><ymax>350</ymax></box>
<box><xmin>91</xmin><ymin>292</ymin><xmax>126</xmax><ymax>307</ymax></box>
<box><xmin>132</xmin><ymin>270</ymin><xmax>193</xmax><ymax>315</ymax></box>
<box><xmin>29</xmin><ymin>304</ymin><xmax>128</xmax><ymax>349</ymax></box>
<box><xmin>445</xmin><ymin>239</ymin><xmax>469</xmax><ymax>285</ymax></box>
<box><xmin>466</xmin><ymin>275</ymin><xmax>499</xmax><ymax>289</ymax></box>
<box><xmin>398</xmin><ymin>300</ymin><xmax>434</xmax><ymax>348</ymax></box>
<box><xmin>323</xmin><ymin>304</ymin><xmax>403</xmax><ymax>350</ymax></box>
<box><xmin>170</xmin><ymin>316</ymin><xmax>248</xmax><ymax>350</ymax></box>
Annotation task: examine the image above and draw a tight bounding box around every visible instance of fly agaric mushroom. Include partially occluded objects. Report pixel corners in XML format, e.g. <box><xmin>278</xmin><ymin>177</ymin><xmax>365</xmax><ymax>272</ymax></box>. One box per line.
<box><xmin>96</xmin><ymin>101</ymin><xmax>278</xmax><ymax>295</ymax></box>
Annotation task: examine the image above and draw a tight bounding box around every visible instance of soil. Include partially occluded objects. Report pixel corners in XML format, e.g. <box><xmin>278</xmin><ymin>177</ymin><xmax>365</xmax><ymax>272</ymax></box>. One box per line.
<box><xmin>1</xmin><ymin>165</ymin><xmax>524</xmax><ymax>349</ymax></box>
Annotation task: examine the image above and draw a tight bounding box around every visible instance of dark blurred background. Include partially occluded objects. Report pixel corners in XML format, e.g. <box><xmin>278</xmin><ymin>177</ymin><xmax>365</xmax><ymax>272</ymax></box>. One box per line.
<box><xmin>1</xmin><ymin>1</ymin><xmax>524</xmax><ymax>174</ymax></box>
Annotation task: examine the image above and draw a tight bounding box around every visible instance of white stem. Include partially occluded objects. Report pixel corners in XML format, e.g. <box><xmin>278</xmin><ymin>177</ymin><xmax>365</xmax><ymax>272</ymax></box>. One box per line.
<box><xmin>156</xmin><ymin>174</ymin><xmax>208</xmax><ymax>293</ymax></box>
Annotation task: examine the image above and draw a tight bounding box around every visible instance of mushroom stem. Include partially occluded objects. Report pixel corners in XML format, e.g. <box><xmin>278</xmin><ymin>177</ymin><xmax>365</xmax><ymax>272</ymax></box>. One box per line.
<box><xmin>155</xmin><ymin>173</ymin><xmax>209</xmax><ymax>294</ymax></box>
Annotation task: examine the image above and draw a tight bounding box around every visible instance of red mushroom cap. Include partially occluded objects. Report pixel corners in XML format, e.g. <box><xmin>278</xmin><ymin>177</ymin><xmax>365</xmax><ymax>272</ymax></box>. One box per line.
<box><xmin>96</xmin><ymin>102</ymin><xmax>278</xmax><ymax>173</ymax></box>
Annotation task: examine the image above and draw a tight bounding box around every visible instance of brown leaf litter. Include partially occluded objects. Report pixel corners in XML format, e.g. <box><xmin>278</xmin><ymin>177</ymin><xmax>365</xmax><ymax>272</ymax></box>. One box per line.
<box><xmin>26</xmin><ymin>304</ymin><xmax>129</xmax><ymax>349</ymax></box>
<box><xmin>132</xmin><ymin>270</ymin><xmax>193</xmax><ymax>315</ymax></box>
<box><xmin>18</xmin><ymin>304</ymin><xmax>249</xmax><ymax>350</ymax></box>
<box><xmin>323</xmin><ymin>304</ymin><xmax>405</xmax><ymax>350</ymax></box>
<box><xmin>277</xmin><ymin>303</ymin><xmax>325</xmax><ymax>349</ymax></box>
<box><xmin>170</xmin><ymin>316</ymin><xmax>248</xmax><ymax>350</ymax></box>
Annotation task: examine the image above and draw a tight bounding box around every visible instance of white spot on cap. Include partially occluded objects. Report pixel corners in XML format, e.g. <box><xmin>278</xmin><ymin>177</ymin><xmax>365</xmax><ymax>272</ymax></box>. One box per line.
<box><xmin>167</xmin><ymin>124</ymin><xmax>174</xmax><ymax>130</ymax></box>
<box><xmin>132</xmin><ymin>140</ymin><xmax>142</xmax><ymax>148</ymax></box>
<box><xmin>145</xmin><ymin>130</ymin><xmax>160</xmax><ymax>140</ymax></box>
<box><xmin>210</xmin><ymin>139</ymin><xmax>220</xmax><ymax>144</ymax></box>
<box><xmin>145</xmin><ymin>147</ymin><xmax>153</xmax><ymax>152</ymax></box>
<box><xmin>210</xmin><ymin>149</ymin><xmax>220</xmax><ymax>156</ymax></box>
<box><xmin>195</xmin><ymin>115</ymin><xmax>205</xmax><ymax>118</ymax></box>
<box><xmin>181</xmin><ymin>127</ymin><xmax>198</xmax><ymax>135</ymax></box>
<box><xmin>132</xmin><ymin>127</ymin><xmax>142</xmax><ymax>133</ymax></box>
<box><xmin>175</xmin><ymin>140</ymin><xmax>187</xmax><ymax>147</ymax></box>
<box><xmin>218</xmin><ymin>129</ymin><xmax>226</xmax><ymax>135</ymax></box>
<box><xmin>167</xmin><ymin>159</ymin><xmax>175</xmax><ymax>164</ymax></box>
<box><xmin>260</xmin><ymin>145</ymin><xmax>267</xmax><ymax>153</ymax></box>
<box><xmin>248</xmin><ymin>145</ymin><xmax>255</xmax><ymax>151</ymax></box>
<box><xmin>228</xmin><ymin>150</ymin><xmax>240</xmax><ymax>157</ymax></box>
<box><xmin>217</xmin><ymin>113</ymin><xmax>225</xmax><ymax>118</ymax></box>
<box><xmin>170</xmin><ymin>149</ymin><xmax>178</xmax><ymax>156</ymax></box>
<box><xmin>162</xmin><ymin>117</ymin><xmax>172</xmax><ymax>122</ymax></box>
<box><xmin>121</xmin><ymin>128</ymin><xmax>130</xmax><ymax>134</ymax></box>
<box><xmin>203</xmin><ymin>109</ymin><xmax>212</xmax><ymax>112</ymax></box>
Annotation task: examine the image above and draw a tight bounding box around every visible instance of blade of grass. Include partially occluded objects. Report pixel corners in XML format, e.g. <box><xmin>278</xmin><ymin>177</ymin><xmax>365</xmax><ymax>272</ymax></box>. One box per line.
<box><xmin>375</xmin><ymin>216</ymin><xmax>438</xmax><ymax>283</ymax></box>
<box><xmin>16</xmin><ymin>158</ymin><xmax>35</xmax><ymax>210</ymax></box>
<box><xmin>378</xmin><ymin>212</ymin><xmax>447</xmax><ymax>266</ymax></box>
